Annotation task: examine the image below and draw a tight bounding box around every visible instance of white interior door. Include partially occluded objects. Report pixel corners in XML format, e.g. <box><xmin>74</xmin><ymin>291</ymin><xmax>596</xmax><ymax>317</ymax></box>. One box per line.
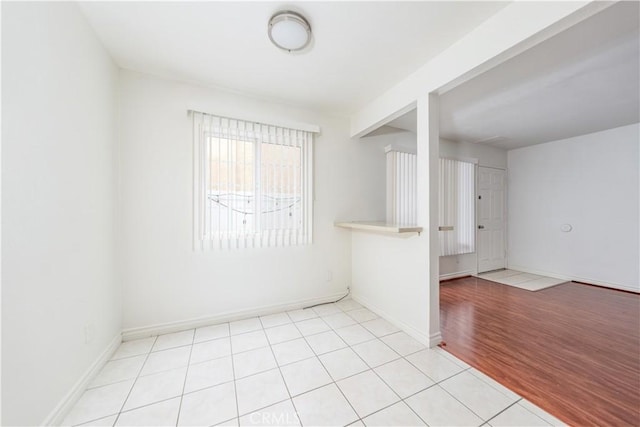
<box><xmin>477</xmin><ymin>167</ymin><xmax>506</xmax><ymax>273</ymax></box>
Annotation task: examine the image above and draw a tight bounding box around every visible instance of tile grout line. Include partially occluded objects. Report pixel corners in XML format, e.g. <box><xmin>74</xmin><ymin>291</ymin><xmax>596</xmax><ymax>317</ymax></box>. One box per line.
<box><xmin>127</xmin><ymin>340</ymin><xmax>514</xmax><ymax>426</ymax></box>
<box><xmin>69</xmin><ymin>310</ymin><xmax>356</xmax><ymax>424</ymax></box>
<box><xmin>110</xmin><ymin>335</ymin><xmax>159</xmax><ymax>427</ymax></box>
<box><xmin>358</xmin><ymin>398</ymin><xmax>420</xmax><ymax>426</ymax></box>
<box><xmin>446</xmin><ymin>355</ymin><xmax>525</xmax><ymax>401</ymax></box>
<box><xmin>234</xmin><ymin>397</ymin><xmax>294</xmax><ymax>423</ymax></box>
<box><xmin>178</xmin><ymin>378</ymin><xmax>234</xmax><ymax>399</ymax></box>
<box><xmin>112</xmin><ymin>302</ymin><xmax>364</xmax><ymax>357</ymax></box>
<box><xmin>338</xmin><ymin>327</ymin><xmax>426</xmax><ymax>425</ymax></box>
<box><xmin>92</xmin><ymin>324</ymin><xmax>416</xmax><ymax>397</ymax></box>
<box><xmin>320</xmin><ymin>305</ymin><xmax>416</xmax><ymax>423</ymax></box>
<box><xmin>73</xmin><ymin>300</ymin><xmax>531</xmax><ymax>426</ymax></box>
<box><xmin>428</xmin><ymin>367</ymin><xmax>521</xmax><ymax>424</ymax></box>
<box><xmin>220</xmin><ymin>305</ymin><xmax>376</xmax><ymax>348</ymax></box>
<box><xmin>357</xmin><ymin>341</ymin><xmax>515</xmax><ymax>425</ymax></box>
<box><xmin>311</xmin><ymin>303</ymin><xmax>516</xmax><ymax>425</ymax></box>
<box><xmin>174</xmin><ymin>329</ymin><xmax>197</xmax><ymax>426</ymax></box>
<box><xmin>225</xmin><ymin>309</ymin><xmax>362</xmax><ymax>419</ymax></box>
<box><xmin>99</xmin><ymin>395</ymin><xmax>186</xmax><ymax>424</ymax></box>
<box><xmin>100</xmin><ymin>374</ymin><xmax>319</xmax><ymax>426</ymax></box>
<box><xmin>288</xmin><ymin>306</ymin><xmax>368</xmax><ymax>426</ymax></box>
<box><xmin>352</xmin><ymin>342</ymin><xmax>430</xmax><ymax>425</ymax></box>
<box><xmin>94</xmin><ymin>353</ymin><xmax>231</xmax><ymax>395</ymax></box>
<box><xmin>293</xmin><ymin>307</ymin><xmax>358</xmax><ymax>422</ymax></box>
<box><xmin>130</xmin><ymin>347</ymin><xmax>192</xmax><ymax>378</ymax></box>
<box><xmin>483</xmin><ymin>399</ymin><xmax>524</xmax><ymax>426</ymax></box>
<box><xmin>403</xmin><ymin>350</ymin><xmax>469</xmax><ymax>384</ymax></box>
<box><xmin>288</xmin><ymin>307</ymin><xmax>362</xmax><ymax>425</ymax></box>
<box><xmin>285</xmin><ymin>304</ymin><xmax>441</xmax><ymax>425</ymax></box>
<box><xmin>257</xmin><ymin>315</ymin><xmax>303</xmax><ymax>426</ymax></box>
<box><xmin>517</xmin><ymin>401</ymin><xmax>562</xmax><ymax>426</ymax></box>
<box><xmin>226</xmin><ymin>322</ymin><xmax>241</xmax><ymax>425</ymax></box>
<box><xmin>464</xmin><ymin>369</ymin><xmax>524</xmax><ymax>401</ymax></box>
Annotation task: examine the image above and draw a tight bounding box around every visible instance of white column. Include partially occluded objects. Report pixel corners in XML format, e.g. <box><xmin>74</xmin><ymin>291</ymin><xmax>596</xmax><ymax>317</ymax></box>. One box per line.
<box><xmin>417</xmin><ymin>93</ymin><xmax>442</xmax><ymax>347</ymax></box>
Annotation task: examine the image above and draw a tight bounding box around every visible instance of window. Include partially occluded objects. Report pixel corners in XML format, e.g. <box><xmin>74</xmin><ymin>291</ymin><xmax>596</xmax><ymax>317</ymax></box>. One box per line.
<box><xmin>439</xmin><ymin>158</ymin><xmax>475</xmax><ymax>256</ymax></box>
<box><xmin>386</xmin><ymin>149</ymin><xmax>417</xmax><ymax>225</ymax></box>
<box><xmin>192</xmin><ymin>112</ymin><xmax>313</xmax><ymax>249</ymax></box>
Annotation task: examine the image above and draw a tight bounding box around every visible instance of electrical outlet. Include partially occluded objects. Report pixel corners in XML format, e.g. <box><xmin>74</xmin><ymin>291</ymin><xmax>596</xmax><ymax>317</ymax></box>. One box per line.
<box><xmin>326</xmin><ymin>270</ymin><xmax>333</xmax><ymax>282</ymax></box>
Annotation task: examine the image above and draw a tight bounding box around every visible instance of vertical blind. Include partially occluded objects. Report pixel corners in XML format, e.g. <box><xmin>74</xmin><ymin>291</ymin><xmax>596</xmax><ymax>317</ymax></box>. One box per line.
<box><xmin>439</xmin><ymin>158</ymin><xmax>475</xmax><ymax>256</ymax></box>
<box><xmin>386</xmin><ymin>150</ymin><xmax>417</xmax><ymax>225</ymax></box>
<box><xmin>192</xmin><ymin>111</ymin><xmax>313</xmax><ymax>250</ymax></box>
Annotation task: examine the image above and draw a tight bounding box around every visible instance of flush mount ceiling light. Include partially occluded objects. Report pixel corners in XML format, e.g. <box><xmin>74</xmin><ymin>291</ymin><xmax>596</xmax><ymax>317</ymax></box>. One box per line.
<box><xmin>268</xmin><ymin>11</ymin><xmax>312</xmax><ymax>52</ymax></box>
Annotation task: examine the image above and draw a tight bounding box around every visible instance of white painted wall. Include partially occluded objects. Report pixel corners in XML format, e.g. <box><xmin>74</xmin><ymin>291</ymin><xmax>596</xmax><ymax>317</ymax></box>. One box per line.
<box><xmin>439</xmin><ymin>139</ymin><xmax>507</xmax><ymax>279</ymax></box>
<box><xmin>351</xmin><ymin>96</ymin><xmax>440</xmax><ymax>347</ymax></box>
<box><xmin>508</xmin><ymin>123</ymin><xmax>640</xmax><ymax>292</ymax></box>
<box><xmin>351</xmin><ymin>233</ymin><xmax>431</xmax><ymax>342</ymax></box>
<box><xmin>118</xmin><ymin>71</ymin><xmax>387</xmax><ymax>332</ymax></box>
<box><xmin>2</xmin><ymin>3</ymin><xmax>120</xmax><ymax>425</ymax></box>
<box><xmin>350</xmin><ymin>130</ymin><xmax>429</xmax><ymax>341</ymax></box>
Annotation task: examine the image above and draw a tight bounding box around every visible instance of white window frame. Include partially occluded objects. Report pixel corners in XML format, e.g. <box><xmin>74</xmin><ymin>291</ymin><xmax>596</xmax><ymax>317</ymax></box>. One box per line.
<box><xmin>192</xmin><ymin>111</ymin><xmax>314</xmax><ymax>250</ymax></box>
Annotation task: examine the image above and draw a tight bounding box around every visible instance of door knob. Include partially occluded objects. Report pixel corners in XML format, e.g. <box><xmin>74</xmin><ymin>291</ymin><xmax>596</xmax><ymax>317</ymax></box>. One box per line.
<box><xmin>478</xmin><ymin>225</ymin><xmax>485</xmax><ymax>229</ymax></box>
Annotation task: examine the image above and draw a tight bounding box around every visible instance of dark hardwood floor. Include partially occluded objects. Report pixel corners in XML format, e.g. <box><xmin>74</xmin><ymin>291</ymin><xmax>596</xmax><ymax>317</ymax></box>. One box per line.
<box><xmin>440</xmin><ymin>276</ymin><xmax>640</xmax><ymax>427</ymax></box>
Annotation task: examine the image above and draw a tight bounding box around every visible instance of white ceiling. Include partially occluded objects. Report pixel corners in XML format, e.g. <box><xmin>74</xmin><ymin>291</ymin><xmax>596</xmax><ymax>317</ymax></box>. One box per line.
<box><xmin>78</xmin><ymin>1</ymin><xmax>508</xmax><ymax>115</ymax></box>
<box><xmin>435</xmin><ymin>1</ymin><xmax>640</xmax><ymax>149</ymax></box>
<box><xmin>386</xmin><ymin>2</ymin><xmax>640</xmax><ymax>149</ymax></box>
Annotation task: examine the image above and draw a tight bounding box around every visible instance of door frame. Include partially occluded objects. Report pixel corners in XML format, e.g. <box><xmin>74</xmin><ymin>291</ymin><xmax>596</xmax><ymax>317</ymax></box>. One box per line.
<box><xmin>476</xmin><ymin>165</ymin><xmax>508</xmax><ymax>273</ymax></box>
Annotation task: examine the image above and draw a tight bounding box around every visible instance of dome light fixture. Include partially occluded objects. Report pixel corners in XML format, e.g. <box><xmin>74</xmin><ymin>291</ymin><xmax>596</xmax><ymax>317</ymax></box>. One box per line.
<box><xmin>268</xmin><ymin>11</ymin><xmax>312</xmax><ymax>52</ymax></box>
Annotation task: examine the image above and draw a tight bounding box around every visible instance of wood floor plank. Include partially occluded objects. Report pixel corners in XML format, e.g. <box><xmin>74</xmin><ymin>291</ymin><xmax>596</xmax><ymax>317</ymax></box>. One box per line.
<box><xmin>440</xmin><ymin>277</ymin><xmax>640</xmax><ymax>426</ymax></box>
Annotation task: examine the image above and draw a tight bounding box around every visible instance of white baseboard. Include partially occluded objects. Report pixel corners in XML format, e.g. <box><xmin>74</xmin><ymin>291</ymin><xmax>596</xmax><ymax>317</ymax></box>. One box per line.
<box><xmin>46</xmin><ymin>291</ymin><xmax>348</xmax><ymax>425</ymax></box>
<box><xmin>439</xmin><ymin>270</ymin><xmax>474</xmax><ymax>281</ymax></box>
<box><xmin>43</xmin><ymin>333</ymin><xmax>121</xmax><ymax>426</ymax></box>
<box><xmin>429</xmin><ymin>331</ymin><xmax>443</xmax><ymax>347</ymax></box>
<box><xmin>350</xmin><ymin>293</ymin><xmax>436</xmax><ymax>348</ymax></box>
<box><xmin>122</xmin><ymin>292</ymin><xmax>347</xmax><ymax>341</ymax></box>
<box><xmin>507</xmin><ymin>264</ymin><xmax>639</xmax><ymax>293</ymax></box>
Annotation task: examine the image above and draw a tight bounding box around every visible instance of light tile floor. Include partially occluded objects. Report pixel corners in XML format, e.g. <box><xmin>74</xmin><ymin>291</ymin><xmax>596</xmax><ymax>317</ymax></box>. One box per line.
<box><xmin>63</xmin><ymin>299</ymin><xmax>566</xmax><ymax>426</ymax></box>
<box><xmin>476</xmin><ymin>269</ymin><xmax>567</xmax><ymax>292</ymax></box>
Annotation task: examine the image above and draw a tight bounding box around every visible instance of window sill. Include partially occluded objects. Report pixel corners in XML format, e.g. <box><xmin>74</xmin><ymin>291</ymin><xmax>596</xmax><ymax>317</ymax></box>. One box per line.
<box><xmin>334</xmin><ymin>221</ymin><xmax>423</xmax><ymax>235</ymax></box>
